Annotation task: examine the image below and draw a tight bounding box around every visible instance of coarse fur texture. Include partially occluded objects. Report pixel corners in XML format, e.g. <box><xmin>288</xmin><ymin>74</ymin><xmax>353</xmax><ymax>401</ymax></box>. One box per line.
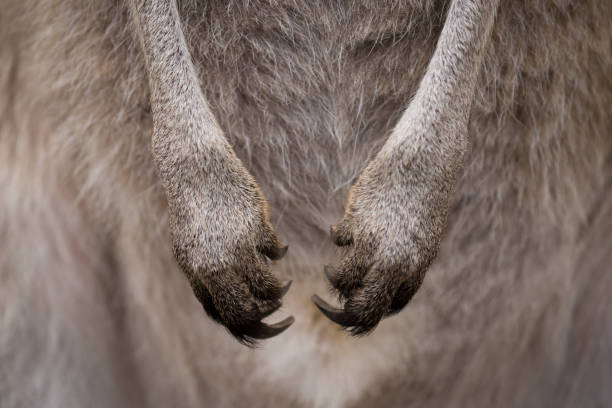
<box><xmin>130</xmin><ymin>0</ymin><xmax>296</xmax><ymax>344</ymax></box>
<box><xmin>1</xmin><ymin>0</ymin><xmax>611</xmax><ymax>407</ymax></box>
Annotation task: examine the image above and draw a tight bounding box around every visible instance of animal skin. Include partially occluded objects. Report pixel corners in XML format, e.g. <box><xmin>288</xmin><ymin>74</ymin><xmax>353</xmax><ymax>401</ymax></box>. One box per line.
<box><xmin>1</xmin><ymin>0</ymin><xmax>611</xmax><ymax>407</ymax></box>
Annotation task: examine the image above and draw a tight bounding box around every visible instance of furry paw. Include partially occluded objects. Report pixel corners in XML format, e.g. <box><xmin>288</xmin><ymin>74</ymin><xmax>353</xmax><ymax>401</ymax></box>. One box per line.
<box><xmin>166</xmin><ymin>144</ymin><xmax>293</xmax><ymax>345</ymax></box>
<box><xmin>313</xmin><ymin>142</ymin><xmax>460</xmax><ymax>334</ymax></box>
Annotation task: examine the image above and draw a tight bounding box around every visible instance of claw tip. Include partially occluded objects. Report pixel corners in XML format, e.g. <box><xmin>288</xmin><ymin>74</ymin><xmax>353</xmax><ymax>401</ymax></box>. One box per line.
<box><xmin>245</xmin><ymin>315</ymin><xmax>295</xmax><ymax>340</ymax></box>
<box><xmin>311</xmin><ymin>294</ymin><xmax>355</xmax><ymax>328</ymax></box>
<box><xmin>280</xmin><ymin>280</ymin><xmax>292</xmax><ymax>297</ymax></box>
<box><xmin>323</xmin><ymin>265</ymin><xmax>335</xmax><ymax>283</ymax></box>
<box><xmin>280</xmin><ymin>245</ymin><xmax>289</xmax><ymax>256</ymax></box>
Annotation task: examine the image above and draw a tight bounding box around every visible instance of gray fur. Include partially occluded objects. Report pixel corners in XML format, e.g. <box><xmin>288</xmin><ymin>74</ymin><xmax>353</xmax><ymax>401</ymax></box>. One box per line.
<box><xmin>320</xmin><ymin>0</ymin><xmax>500</xmax><ymax>333</ymax></box>
<box><xmin>1</xmin><ymin>0</ymin><xmax>611</xmax><ymax>407</ymax></box>
<box><xmin>129</xmin><ymin>0</ymin><xmax>292</xmax><ymax>344</ymax></box>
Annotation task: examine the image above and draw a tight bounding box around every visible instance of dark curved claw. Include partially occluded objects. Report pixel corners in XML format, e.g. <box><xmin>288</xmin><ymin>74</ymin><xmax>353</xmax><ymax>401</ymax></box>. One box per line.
<box><xmin>261</xmin><ymin>245</ymin><xmax>289</xmax><ymax>260</ymax></box>
<box><xmin>280</xmin><ymin>280</ymin><xmax>292</xmax><ymax>297</ymax></box>
<box><xmin>311</xmin><ymin>294</ymin><xmax>355</xmax><ymax>327</ymax></box>
<box><xmin>243</xmin><ymin>316</ymin><xmax>295</xmax><ymax>339</ymax></box>
<box><xmin>278</xmin><ymin>245</ymin><xmax>289</xmax><ymax>259</ymax></box>
<box><xmin>323</xmin><ymin>265</ymin><xmax>335</xmax><ymax>284</ymax></box>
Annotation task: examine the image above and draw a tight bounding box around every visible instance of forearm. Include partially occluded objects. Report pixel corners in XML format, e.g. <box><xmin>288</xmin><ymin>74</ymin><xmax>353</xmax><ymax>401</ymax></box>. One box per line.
<box><xmin>388</xmin><ymin>0</ymin><xmax>500</xmax><ymax>154</ymax></box>
<box><xmin>129</xmin><ymin>0</ymin><xmax>224</xmax><ymax>183</ymax></box>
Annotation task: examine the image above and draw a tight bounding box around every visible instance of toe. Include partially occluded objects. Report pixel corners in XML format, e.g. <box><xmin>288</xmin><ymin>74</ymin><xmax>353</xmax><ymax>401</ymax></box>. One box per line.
<box><xmin>188</xmin><ymin>275</ymin><xmax>222</xmax><ymax>324</ymax></box>
<box><xmin>326</xmin><ymin>248</ymin><xmax>372</xmax><ymax>298</ymax></box>
<box><xmin>315</xmin><ymin>264</ymin><xmax>403</xmax><ymax>335</ymax></box>
<box><xmin>241</xmin><ymin>252</ymin><xmax>285</xmax><ymax>301</ymax></box>
<box><xmin>387</xmin><ymin>269</ymin><xmax>425</xmax><ymax>316</ymax></box>
<box><xmin>258</xmin><ymin>223</ymin><xmax>288</xmax><ymax>260</ymax></box>
<box><xmin>344</xmin><ymin>265</ymin><xmax>402</xmax><ymax>335</ymax></box>
<box><xmin>330</xmin><ymin>219</ymin><xmax>354</xmax><ymax>247</ymax></box>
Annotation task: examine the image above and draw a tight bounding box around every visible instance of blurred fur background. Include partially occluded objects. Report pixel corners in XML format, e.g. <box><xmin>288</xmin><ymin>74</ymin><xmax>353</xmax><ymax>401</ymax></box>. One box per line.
<box><xmin>1</xmin><ymin>1</ymin><xmax>611</xmax><ymax>407</ymax></box>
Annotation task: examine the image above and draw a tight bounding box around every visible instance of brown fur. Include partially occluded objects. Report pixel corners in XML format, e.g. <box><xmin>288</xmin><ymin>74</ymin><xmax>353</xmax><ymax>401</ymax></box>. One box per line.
<box><xmin>1</xmin><ymin>0</ymin><xmax>611</xmax><ymax>407</ymax></box>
